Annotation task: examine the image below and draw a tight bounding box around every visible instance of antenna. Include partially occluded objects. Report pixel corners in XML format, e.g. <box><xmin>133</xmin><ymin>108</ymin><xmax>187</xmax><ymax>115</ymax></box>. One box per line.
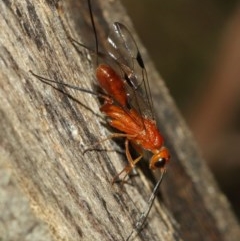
<box><xmin>87</xmin><ymin>0</ymin><xmax>99</xmax><ymax>65</ymax></box>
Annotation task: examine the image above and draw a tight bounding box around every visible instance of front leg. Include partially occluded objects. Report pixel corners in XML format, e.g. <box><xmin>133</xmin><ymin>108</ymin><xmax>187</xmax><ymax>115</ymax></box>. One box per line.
<box><xmin>112</xmin><ymin>139</ymin><xmax>143</xmax><ymax>184</ymax></box>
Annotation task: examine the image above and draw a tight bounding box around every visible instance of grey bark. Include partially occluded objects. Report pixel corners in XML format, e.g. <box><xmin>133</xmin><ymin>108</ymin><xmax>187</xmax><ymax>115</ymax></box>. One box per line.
<box><xmin>0</xmin><ymin>0</ymin><xmax>239</xmax><ymax>241</ymax></box>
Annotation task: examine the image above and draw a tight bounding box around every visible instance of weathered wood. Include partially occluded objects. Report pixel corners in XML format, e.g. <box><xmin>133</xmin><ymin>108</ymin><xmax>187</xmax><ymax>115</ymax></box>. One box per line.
<box><xmin>0</xmin><ymin>0</ymin><xmax>239</xmax><ymax>241</ymax></box>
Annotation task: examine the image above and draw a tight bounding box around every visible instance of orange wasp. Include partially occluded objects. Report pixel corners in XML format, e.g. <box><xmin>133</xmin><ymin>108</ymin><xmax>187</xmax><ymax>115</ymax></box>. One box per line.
<box><xmin>31</xmin><ymin>0</ymin><xmax>170</xmax><ymax>239</ymax></box>
<box><xmin>94</xmin><ymin>22</ymin><xmax>170</xmax><ymax>181</ymax></box>
<box><xmin>94</xmin><ymin>21</ymin><xmax>171</xmax><ymax>239</ymax></box>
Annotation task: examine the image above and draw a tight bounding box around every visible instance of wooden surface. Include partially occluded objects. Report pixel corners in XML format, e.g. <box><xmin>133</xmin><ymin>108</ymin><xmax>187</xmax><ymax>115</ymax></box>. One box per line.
<box><xmin>0</xmin><ymin>0</ymin><xmax>239</xmax><ymax>240</ymax></box>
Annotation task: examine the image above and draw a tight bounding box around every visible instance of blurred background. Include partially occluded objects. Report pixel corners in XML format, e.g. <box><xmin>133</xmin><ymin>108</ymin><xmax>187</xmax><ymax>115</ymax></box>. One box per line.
<box><xmin>121</xmin><ymin>0</ymin><xmax>240</xmax><ymax>220</ymax></box>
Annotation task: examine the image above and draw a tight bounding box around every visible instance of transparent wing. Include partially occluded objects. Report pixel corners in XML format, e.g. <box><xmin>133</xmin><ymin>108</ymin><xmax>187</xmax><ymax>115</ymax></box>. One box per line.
<box><xmin>105</xmin><ymin>22</ymin><xmax>155</xmax><ymax>120</ymax></box>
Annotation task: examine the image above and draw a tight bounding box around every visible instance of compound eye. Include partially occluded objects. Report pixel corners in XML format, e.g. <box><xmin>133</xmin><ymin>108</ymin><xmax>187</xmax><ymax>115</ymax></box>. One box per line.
<box><xmin>150</xmin><ymin>147</ymin><xmax>170</xmax><ymax>170</ymax></box>
<box><xmin>153</xmin><ymin>158</ymin><xmax>166</xmax><ymax>169</ymax></box>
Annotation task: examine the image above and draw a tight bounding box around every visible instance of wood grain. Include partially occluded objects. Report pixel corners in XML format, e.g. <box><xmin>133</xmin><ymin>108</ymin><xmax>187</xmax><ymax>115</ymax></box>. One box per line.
<box><xmin>0</xmin><ymin>0</ymin><xmax>239</xmax><ymax>240</ymax></box>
